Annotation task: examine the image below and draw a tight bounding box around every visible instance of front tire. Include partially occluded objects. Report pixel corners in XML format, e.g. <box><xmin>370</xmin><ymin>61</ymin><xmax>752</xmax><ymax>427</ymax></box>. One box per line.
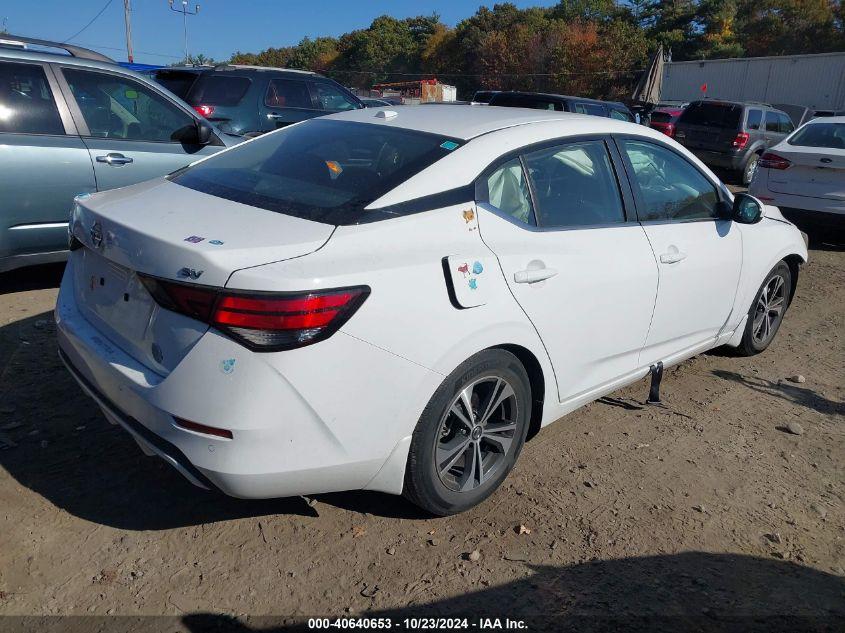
<box><xmin>403</xmin><ymin>349</ymin><xmax>532</xmax><ymax>516</ymax></box>
<box><xmin>736</xmin><ymin>261</ymin><xmax>792</xmax><ymax>356</ymax></box>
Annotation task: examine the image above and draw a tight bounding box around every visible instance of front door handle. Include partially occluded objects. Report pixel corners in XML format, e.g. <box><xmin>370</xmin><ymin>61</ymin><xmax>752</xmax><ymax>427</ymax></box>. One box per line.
<box><xmin>659</xmin><ymin>247</ymin><xmax>687</xmax><ymax>264</ymax></box>
<box><xmin>514</xmin><ymin>265</ymin><xmax>558</xmax><ymax>284</ymax></box>
<box><xmin>96</xmin><ymin>153</ymin><xmax>133</xmax><ymax>166</ymax></box>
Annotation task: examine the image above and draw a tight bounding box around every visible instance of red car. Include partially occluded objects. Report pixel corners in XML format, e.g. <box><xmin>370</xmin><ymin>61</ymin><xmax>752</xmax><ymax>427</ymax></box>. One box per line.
<box><xmin>649</xmin><ymin>108</ymin><xmax>684</xmax><ymax>138</ymax></box>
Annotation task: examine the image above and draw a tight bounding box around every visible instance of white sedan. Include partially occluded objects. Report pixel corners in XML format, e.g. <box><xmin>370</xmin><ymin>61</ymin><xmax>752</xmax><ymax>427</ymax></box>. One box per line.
<box><xmin>56</xmin><ymin>106</ymin><xmax>808</xmax><ymax>515</ymax></box>
<box><xmin>750</xmin><ymin>116</ymin><xmax>845</xmax><ymax>240</ymax></box>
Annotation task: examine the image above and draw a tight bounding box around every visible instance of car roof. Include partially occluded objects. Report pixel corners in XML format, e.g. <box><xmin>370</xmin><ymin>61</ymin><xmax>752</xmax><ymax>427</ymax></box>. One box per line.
<box><xmin>806</xmin><ymin>115</ymin><xmax>845</xmax><ymax>123</ymax></box>
<box><xmin>0</xmin><ymin>43</ymin><xmax>151</xmax><ymax>77</ymax></box>
<box><xmin>324</xmin><ymin>104</ymin><xmax>619</xmax><ymax>141</ymax></box>
<box><xmin>688</xmin><ymin>99</ymin><xmax>782</xmax><ymax>112</ymax></box>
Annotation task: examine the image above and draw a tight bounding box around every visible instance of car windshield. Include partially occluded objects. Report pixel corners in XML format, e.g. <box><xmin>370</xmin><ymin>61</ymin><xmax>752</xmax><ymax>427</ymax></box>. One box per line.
<box><xmin>788</xmin><ymin>122</ymin><xmax>845</xmax><ymax>149</ymax></box>
<box><xmin>679</xmin><ymin>103</ymin><xmax>741</xmax><ymax>129</ymax></box>
<box><xmin>171</xmin><ymin>119</ymin><xmax>462</xmax><ymax>224</ymax></box>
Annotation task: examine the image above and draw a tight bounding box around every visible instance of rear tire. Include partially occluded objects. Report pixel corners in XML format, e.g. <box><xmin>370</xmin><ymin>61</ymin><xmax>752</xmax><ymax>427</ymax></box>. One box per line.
<box><xmin>736</xmin><ymin>261</ymin><xmax>792</xmax><ymax>356</ymax></box>
<box><xmin>403</xmin><ymin>349</ymin><xmax>531</xmax><ymax>516</ymax></box>
<box><xmin>741</xmin><ymin>153</ymin><xmax>760</xmax><ymax>186</ymax></box>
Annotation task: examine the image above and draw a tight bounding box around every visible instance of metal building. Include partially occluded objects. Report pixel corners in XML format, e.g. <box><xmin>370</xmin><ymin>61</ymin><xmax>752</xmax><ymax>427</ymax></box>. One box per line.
<box><xmin>662</xmin><ymin>52</ymin><xmax>845</xmax><ymax>110</ymax></box>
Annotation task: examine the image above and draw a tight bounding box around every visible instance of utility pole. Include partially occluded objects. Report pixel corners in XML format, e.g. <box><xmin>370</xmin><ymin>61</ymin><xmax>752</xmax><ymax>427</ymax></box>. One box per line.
<box><xmin>168</xmin><ymin>0</ymin><xmax>200</xmax><ymax>64</ymax></box>
<box><xmin>123</xmin><ymin>0</ymin><xmax>134</xmax><ymax>63</ymax></box>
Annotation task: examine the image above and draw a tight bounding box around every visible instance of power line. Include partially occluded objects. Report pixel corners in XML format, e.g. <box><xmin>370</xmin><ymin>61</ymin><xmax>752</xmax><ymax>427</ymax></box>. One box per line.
<box><xmin>64</xmin><ymin>0</ymin><xmax>116</xmax><ymax>43</ymax></box>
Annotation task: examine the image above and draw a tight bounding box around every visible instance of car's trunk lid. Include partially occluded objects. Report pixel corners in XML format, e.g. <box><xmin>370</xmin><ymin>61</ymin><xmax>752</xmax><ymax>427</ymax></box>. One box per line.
<box><xmin>69</xmin><ymin>178</ymin><xmax>334</xmax><ymax>373</ymax></box>
<box><xmin>766</xmin><ymin>145</ymin><xmax>845</xmax><ymax>201</ymax></box>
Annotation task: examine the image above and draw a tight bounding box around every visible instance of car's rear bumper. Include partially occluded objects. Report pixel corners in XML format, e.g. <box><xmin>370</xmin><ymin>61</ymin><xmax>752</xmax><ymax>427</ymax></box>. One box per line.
<box><xmin>690</xmin><ymin>149</ymin><xmax>746</xmax><ymax>170</ymax></box>
<box><xmin>749</xmin><ymin>178</ymin><xmax>845</xmax><ymax>229</ymax></box>
<box><xmin>55</xmin><ymin>258</ymin><xmax>437</xmax><ymax>499</ymax></box>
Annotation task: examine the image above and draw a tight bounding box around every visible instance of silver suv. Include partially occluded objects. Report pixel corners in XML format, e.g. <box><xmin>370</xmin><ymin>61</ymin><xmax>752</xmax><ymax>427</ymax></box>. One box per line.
<box><xmin>0</xmin><ymin>35</ymin><xmax>238</xmax><ymax>273</ymax></box>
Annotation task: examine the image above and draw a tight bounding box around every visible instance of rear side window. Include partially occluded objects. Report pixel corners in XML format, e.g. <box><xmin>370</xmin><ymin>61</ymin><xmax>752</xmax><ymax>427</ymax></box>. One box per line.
<box><xmin>650</xmin><ymin>111</ymin><xmax>673</xmax><ymax>123</ymax></box>
<box><xmin>575</xmin><ymin>103</ymin><xmax>607</xmax><ymax>117</ymax></box>
<box><xmin>764</xmin><ymin>112</ymin><xmax>780</xmax><ymax>132</ymax></box>
<box><xmin>152</xmin><ymin>70</ymin><xmax>199</xmax><ymax>99</ymax></box>
<box><xmin>265</xmin><ymin>78</ymin><xmax>311</xmax><ymax>109</ymax></box>
<box><xmin>523</xmin><ymin>140</ymin><xmax>624</xmax><ymax>228</ymax></box>
<box><xmin>489</xmin><ymin>94</ymin><xmax>562</xmax><ymax>111</ymax></box>
<box><xmin>679</xmin><ymin>102</ymin><xmax>741</xmax><ymax>129</ymax></box>
<box><xmin>187</xmin><ymin>75</ymin><xmax>251</xmax><ymax>106</ymax></box>
<box><xmin>788</xmin><ymin>122</ymin><xmax>845</xmax><ymax>148</ymax></box>
<box><xmin>484</xmin><ymin>158</ymin><xmax>534</xmax><ymax>225</ymax></box>
<box><xmin>172</xmin><ymin>119</ymin><xmax>462</xmax><ymax>225</ymax></box>
<box><xmin>746</xmin><ymin>109</ymin><xmax>762</xmax><ymax>130</ymax></box>
<box><xmin>0</xmin><ymin>62</ymin><xmax>64</xmax><ymax>135</ymax></box>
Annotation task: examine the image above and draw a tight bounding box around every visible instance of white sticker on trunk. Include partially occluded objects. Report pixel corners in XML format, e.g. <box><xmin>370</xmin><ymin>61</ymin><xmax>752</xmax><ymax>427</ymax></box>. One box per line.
<box><xmin>447</xmin><ymin>255</ymin><xmax>489</xmax><ymax>308</ymax></box>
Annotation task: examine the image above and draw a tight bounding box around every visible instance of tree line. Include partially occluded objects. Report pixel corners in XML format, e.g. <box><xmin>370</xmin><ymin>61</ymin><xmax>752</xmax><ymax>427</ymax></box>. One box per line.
<box><xmin>225</xmin><ymin>0</ymin><xmax>845</xmax><ymax>100</ymax></box>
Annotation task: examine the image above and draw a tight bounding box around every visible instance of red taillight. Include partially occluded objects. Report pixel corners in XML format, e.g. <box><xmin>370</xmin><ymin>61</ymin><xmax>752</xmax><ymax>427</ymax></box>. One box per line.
<box><xmin>759</xmin><ymin>152</ymin><xmax>791</xmax><ymax>170</ymax></box>
<box><xmin>139</xmin><ymin>275</ymin><xmax>369</xmax><ymax>351</ymax></box>
<box><xmin>193</xmin><ymin>104</ymin><xmax>214</xmax><ymax>117</ymax></box>
<box><xmin>174</xmin><ymin>417</ymin><xmax>233</xmax><ymax>439</ymax></box>
<box><xmin>732</xmin><ymin>132</ymin><xmax>749</xmax><ymax>149</ymax></box>
<box><xmin>664</xmin><ymin>123</ymin><xmax>675</xmax><ymax>138</ymax></box>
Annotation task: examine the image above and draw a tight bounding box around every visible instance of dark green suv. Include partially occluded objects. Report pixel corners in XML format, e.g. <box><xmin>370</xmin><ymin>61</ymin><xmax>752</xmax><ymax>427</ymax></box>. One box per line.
<box><xmin>150</xmin><ymin>65</ymin><xmax>364</xmax><ymax>137</ymax></box>
<box><xmin>674</xmin><ymin>100</ymin><xmax>795</xmax><ymax>185</ymax></box>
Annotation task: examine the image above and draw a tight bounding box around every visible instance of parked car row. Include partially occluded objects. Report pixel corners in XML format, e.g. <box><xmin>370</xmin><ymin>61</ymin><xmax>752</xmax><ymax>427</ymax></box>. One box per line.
<box><xmin>0</xmin><ymin>35</ymin><xmax>238</xmax><ymax>273</ymax></box>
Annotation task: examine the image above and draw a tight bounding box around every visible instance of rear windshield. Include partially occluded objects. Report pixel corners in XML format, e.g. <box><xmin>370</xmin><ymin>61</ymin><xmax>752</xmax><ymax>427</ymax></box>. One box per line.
<box><xmin>679</xmin><ymin>102</ymin><xmax>741</xmax><ymax>129</ymax></box>
<box><xmin>489</xmin><ymin>94</ymin><xmax>563</xmax><ymax>111</ymax></box>
<box><xmin>650</xmin><ymin>111</ymin><xmax>674</xmax><ymax>123</ymax></box>
<box><xmin>151</xmin><ymin>69</ymin><xmax>199</xmax><ymax>100</ymax></box>
<box><xmin>788</xmin><ymin>122</ymin><xmax>845</xmax><ymax>149</ymax></box>
<box><xmin>187</xmin><ymin>75</ymin><xmax>251</xmax><ymax>106</ymax></box>
<box><xmin>171</xmin><ymin>119</ymin><xmax>462</xmax><ymax>225</ymax></box>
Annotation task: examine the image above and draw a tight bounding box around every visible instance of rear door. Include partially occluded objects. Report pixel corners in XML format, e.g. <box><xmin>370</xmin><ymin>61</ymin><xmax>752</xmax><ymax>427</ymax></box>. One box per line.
<box><xmin>616</xmin><ymin>137</ymin><xmax>742</xmax><ymax>363</ymax></box>
<box><xmin>259</xmin><ymin>76</ymin><xmax>321</xmax><ymax>131</ymax></box>
<box><xmin>0</xmin><ymin>59</ymin><xmax>95</xmax><ymax>267</ymax></box>
<box><xmin>477</xmin><ymin>137</ymin><xmax>658</xmax><ymax>403</ymax></box>
<box><xmin>56</xmin><ymin>66</ymin><xmax>222</xmax><ymax>191</ymax></box>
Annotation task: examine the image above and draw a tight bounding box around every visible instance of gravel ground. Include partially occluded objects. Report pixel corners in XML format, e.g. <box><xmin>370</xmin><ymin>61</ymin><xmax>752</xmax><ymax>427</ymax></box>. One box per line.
<box><xmin>0</xmin><ymin>238</ymin><xmax>842</xmax><ymax>632</ymax></box>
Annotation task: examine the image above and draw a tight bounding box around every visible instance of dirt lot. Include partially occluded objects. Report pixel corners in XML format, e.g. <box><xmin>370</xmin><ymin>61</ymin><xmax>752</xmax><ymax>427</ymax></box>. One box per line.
<box><xmin>0</xmin><ymin>240</ymin><xmax>843</xmax><ymax>631</ymax></box>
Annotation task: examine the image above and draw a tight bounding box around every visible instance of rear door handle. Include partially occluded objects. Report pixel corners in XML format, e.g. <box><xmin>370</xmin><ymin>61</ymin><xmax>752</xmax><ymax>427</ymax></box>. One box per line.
<box><xmin>96</xmin><ymin>153</ymin><xmax>133</xmax><ymax>166</ymax></box>
<box><xmin>514</xmin><ymin>267</ymin><xmax>558</xmax><ymax>284</ymax></box>
<box><xmin>267</xmin><ymin>113</ymin><xmax>286</xmax><ymax>120</ymax></box>
<box><xmin>659</xmin><ymin>248</ymin><xmax>687</xmax><ymax>264</ymax></box>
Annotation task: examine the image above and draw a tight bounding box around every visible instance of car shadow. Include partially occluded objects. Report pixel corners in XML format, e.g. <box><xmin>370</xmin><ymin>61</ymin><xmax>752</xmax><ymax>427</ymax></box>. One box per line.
<box><xmin>0</xmin><ymin>262</ymin><xmax>65</xmax><ymax>295</ymax></box>
<box><xmin>0</xmin><ymin>310</ymin><xmax>423</xmax><ymax>529</ymax></box>
<box><xmin>711</xmin><ymin>369</ymin><xmax>844</xmax><ymax>416</ymax></box>
<box><xmin>178</xmin><ymin>552</ymin><xmax>845</xmax><ymax>632</ymax></box>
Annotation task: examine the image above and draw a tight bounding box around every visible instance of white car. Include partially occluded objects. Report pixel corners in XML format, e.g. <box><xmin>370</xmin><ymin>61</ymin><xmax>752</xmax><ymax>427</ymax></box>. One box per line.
<box><xmin>56</xmin><ymin>106</ymin><xmax>808</xmax><ymax>515</ymax></box>
<box><xmin>749</xmin><ymin>116</ymin><xmax>845</xmax><ymax>239</ymax></box>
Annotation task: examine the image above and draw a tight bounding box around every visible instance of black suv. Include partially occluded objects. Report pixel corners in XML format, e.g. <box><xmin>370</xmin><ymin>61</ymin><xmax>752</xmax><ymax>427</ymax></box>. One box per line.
<box><xmin>673</xmin><ymin>100</ymin><xmax>795</xmax><ymax>185</ymax></box>
<box><xmin>149</xmin><ymin>65</ymin><xmax>363</xmax><ymax>136</ymax></box>
<box><xmin>488</xmin><ymin>91</ymin><xmax>636</xmax><ymax>122</ymax></box>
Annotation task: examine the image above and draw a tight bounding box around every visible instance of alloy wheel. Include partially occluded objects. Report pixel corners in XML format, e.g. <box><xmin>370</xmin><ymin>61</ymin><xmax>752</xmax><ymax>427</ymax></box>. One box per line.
<box><xmin>752</xmin><ymin>274</ymin><xmax>786</xmax><ymax>345</ymax></box>
<box><xmin>434</xmin><ymin>376</ymin><xmax>519</xmax><ymax>492</ymax></box>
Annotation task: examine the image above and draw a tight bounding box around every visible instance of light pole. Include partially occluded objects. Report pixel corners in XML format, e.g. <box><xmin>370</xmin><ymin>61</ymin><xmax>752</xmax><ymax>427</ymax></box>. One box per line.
<box><xmin>168</xmin><ymin>0</ymin><xmax>200</xmax><ymax>64</ymax></box>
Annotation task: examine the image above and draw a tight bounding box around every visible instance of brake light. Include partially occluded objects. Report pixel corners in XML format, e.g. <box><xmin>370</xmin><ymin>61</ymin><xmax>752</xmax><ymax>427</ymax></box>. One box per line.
<box><xmin>193</xmin><ymin>104</ymin><xmax>214</xmax><ymax>118</ymax></box>
<box><xmin>664</xmin><ymin>123</ymin><xmax>675</xmax><ymax>138</ymax></box>
<box><xmin>139</xmin><ymin>275</ymin><xmax>369</xmax><ymax>351</ymax></box>
<box><xmin>731</xmin><ymin>132</ymin><xmax>749</xmax><ymax>149</ymax></box>
<box><xmin>759</xmin><ymin>152</ymin><xmax>791</xmax><ymax>170</ymax></box>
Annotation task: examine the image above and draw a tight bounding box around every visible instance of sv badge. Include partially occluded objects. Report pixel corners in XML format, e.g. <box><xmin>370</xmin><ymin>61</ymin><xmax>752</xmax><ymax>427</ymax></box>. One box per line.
<box><xmin>177</xmin><ymin>267</ymin><xmax>204</xmax><ymax>280</ymax></box>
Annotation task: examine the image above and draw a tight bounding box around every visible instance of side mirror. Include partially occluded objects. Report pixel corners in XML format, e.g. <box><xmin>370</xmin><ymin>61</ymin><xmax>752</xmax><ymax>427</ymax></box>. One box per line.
<box><xmin>196</xmin><ymin>121</ymin><xmax>213</xmax><ymax>145</ymax></box>
<box><xmin>732</xmin><ymin>193</ymin><xmax>764</xmax><ymax>224</ymax></box>
<box><xmin>172</xmin><ymin>121</ymin><xmax>213</xmax><ymax>145</ymax></box>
